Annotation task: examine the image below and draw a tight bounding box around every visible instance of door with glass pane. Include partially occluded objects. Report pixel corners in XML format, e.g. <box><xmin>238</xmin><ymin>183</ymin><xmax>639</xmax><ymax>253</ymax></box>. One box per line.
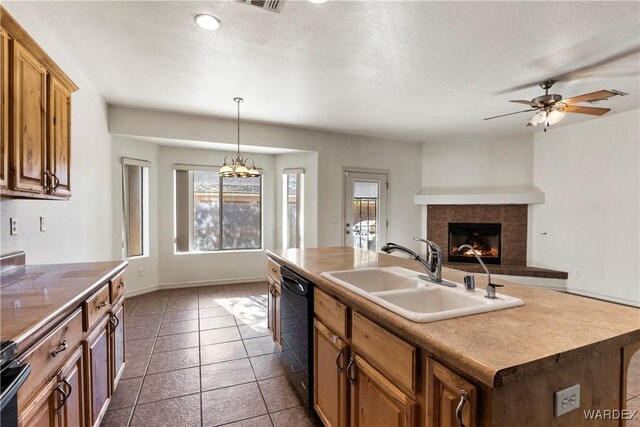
<box><xmin>344</xmin><ymin>171</ymin><xmax>387</xmax><ymax>251</ymax></box>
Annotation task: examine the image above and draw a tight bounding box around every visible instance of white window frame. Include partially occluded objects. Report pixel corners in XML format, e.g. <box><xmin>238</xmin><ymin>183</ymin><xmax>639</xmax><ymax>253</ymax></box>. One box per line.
<box><xmin>121</xmin><ymin>157</ymin><xmax>151</xmax><ymax>259</ymax></box>
<box><xmin>282</xmin><ymin>168</ymin><xmax>304</xmax><ymax>249</ymax></box>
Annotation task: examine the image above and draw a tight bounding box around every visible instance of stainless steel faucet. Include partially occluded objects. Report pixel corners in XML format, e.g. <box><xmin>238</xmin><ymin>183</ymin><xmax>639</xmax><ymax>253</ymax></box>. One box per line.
<box><xmin>381</xmin><ymin>238</ymin><xmax>456</xmax><ymax>287</ymax></box>
<box><xmin>456</xmin><ymin>244</ymin><xmax>503</xmax><ymax>299</ymax></box>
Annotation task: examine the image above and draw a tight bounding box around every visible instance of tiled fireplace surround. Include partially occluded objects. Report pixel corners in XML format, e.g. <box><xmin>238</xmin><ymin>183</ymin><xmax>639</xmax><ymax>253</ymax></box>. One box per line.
<box><xmin>426</xmin><ymin>204</ymin><xmax>528</xmax><ymax>266</ymax></box>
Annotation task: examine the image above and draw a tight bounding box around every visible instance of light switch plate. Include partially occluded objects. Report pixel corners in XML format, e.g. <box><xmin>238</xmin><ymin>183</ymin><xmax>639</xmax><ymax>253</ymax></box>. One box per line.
<box><xmin>10</xmin><ymin>217</ymin><xmax>17</xmax><ymax>235</ymax></box>
<box><xmin>555</xmin><ymin>384</ymin><xmax>580</xmax><ymax>417</ymax></box>
<box><xmin>40</xmin><ymin>216</ymin><xmax>46</xmax><ymax>232</ymax></box>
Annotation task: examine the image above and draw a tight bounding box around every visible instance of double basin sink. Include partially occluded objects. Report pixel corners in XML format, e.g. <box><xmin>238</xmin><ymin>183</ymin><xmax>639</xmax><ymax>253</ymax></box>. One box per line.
<box><xmin>320</xmin><ymin>267</ymin><xmax>524</xmax><ymax>323</ymax></box>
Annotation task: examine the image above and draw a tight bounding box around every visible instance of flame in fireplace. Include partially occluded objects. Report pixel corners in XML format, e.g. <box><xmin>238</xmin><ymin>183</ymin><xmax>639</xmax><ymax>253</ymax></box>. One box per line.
<box><xmin>452</xmin><ymin>246</ymin><xmax>498</xmax><ymax>258</ymax></box>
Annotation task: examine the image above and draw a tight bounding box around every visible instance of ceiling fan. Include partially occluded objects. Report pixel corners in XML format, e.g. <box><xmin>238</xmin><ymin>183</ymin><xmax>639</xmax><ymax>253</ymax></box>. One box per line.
<box><xmin>484</xmin><ymin>80</ymin><xmax>628</xmax><ymax>131</ymax></box>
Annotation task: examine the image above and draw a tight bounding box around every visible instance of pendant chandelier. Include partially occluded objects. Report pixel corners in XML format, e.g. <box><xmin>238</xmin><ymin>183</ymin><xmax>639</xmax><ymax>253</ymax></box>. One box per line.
<box><xmin>220</xmin><ymin>97</ymin><xmax>260</xmax><ymax>178</ymax></box>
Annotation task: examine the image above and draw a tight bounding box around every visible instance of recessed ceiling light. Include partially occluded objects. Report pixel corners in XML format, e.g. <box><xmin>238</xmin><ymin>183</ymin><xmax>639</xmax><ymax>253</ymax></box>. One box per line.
<box><xmin>307</xmin><ymin>0</ymin><xmax>328</xmax><ymax>3</ymax></box>
<box><xmin>195</xmin><ymin>14</ymin><xmax>221</xmax><ymax>31</ymax></box>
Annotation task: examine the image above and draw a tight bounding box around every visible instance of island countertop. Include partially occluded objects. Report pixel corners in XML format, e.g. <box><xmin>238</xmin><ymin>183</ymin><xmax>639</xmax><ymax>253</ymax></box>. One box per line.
<box><xmin>0</xmin><ymin>260</ymin><xmax>128</xmax><ymax>354</ymax></box>
<box><xmin>266</xmin><ymin>247</ymin><xmax>640</xmax><ymax>388</ymax></box>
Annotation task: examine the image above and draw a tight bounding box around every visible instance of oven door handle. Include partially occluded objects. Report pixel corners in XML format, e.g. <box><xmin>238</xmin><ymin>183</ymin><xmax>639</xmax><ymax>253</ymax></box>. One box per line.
<box><xmin>0</xmin><ymin>364</ymin><xmax>31</xmax><ymax>412</ymax></box>
<box><xmin>280</xmin><ymin>276</ymin><xmax>307</xmax><ymax>296</ymax></box>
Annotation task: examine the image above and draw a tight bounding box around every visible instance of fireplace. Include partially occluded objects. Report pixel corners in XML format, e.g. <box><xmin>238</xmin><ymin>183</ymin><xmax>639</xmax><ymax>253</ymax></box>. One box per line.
<box><xmin>448</xmin><ymin>223</ymin><xmax>502</xmax><ymax>265</ymax></box>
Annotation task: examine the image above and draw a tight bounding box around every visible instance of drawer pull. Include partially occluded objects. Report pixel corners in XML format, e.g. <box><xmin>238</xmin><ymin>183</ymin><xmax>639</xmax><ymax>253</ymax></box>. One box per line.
<box><xmin>346</xmin><ymin>356</ymin><xmax>356</xmax><ymax>384</ymax></box>
<box><xmin>109</xmin><ymin>313</ymin><xmax>120</xmax><ymax>332</ymax></box>
<box><xmin>96</xmin><ymin>300</ymin><xmax>107</xmax><ymax>309</ymax></box>
<box><xmin>455</xmin><ymin>390</ymin><xmax>469</xmax><ymax>427</ymax></box>
<box><xmin>54</xmin><ymin>384</ymin><xmax>67</xmax><ymax>411</ymax></box>
<box><xmin>335</xmin><ymin>349</ymin><xmax>344</xmax><ymax>372</ymax></box>
<box><xmin>117</xmin><ymin>281</ymin><xmax>126</xmax><ymax>289</ymax></box>
<box><xmin>51</xmin><ymin>340</ymin><xmax>67</xmax><ymax>357</ymax></box>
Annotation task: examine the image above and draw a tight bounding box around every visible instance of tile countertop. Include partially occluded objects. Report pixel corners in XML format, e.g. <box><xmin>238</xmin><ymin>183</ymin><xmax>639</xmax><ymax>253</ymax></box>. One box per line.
<box><xmin>266</xmin><ymin>247</ymin><xmax>640</xmax><ymax>388</ymax></box>
<box><xmin>0</xmin><ymin>261</ymin><xmax>127</xmax><ymax>353</ymax></box>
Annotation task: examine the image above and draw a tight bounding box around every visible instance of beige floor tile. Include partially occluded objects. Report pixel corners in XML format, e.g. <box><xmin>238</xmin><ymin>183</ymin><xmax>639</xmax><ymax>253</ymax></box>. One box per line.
<box><xmin>101</xmin><ymin>406</ymin><xmax>134</xmax><ymax>427</ymax></box>
<box><xmin>201</xmin><ymin>341</ymin><xmax>247</xmax><ymax>365</ymax></box>
<box><xmin>244</xmin><ymin>336</ymin><xmax>283</xmax><ymax>357</ymax></box>
<box><xmin>270</xmin><ymin>406</ymin><xmax>321</xmax><ymax>427</ymax></box>
<box><xmin>137</xmin><ymin>367</ymin><xmax>200</xmax><ymax>404</ymax></box>
<box><xmin>109</xmin><ymin>377</ymin><xmax>143</xmax><ymax>410</ymax></box>
<box><xmin>200</xmin><ymin>326</ymin><xmax>241</xmax><ymax>346</ymax></box>
<box><xmin>147</xmin><ymin>347</ymin><xmax>200</xmax><ymax>374</ymax></box>
<box><xmin>258</xmin><ymin>376</ymin><xmax>303</xmax><ymax>413</ymax></box>
<box><xmin>154</xmin><ymin>332</ymin><xmax>199</xmax><ymax>353</ymax></box>
<box><xmin>163</xmin><ymin>309</ymin><xmax>199</xmax><ymax>323</ymax></box>
<box><xmin>220</xmin><ymin>415</ymin><xmax>273</xmax><ymax>427</ymax></box>
<box><xmin>250</xmin><ymin>352</ymin><xmax>302</xmax><ymax>380</ymax></box>
<box><xmin>130</xmin><ymin>393</ymin><xmax>201</xmax><ymax>427</ymax></box>
<box><xmin>201</xmin><ymin>358</ymin><xmax>256</xmax><ymax>391</ymax></box>
<box><xmin>202</xmin><ymin>382</ymin><xmax>267</xmax><ymax>426</ymax></box>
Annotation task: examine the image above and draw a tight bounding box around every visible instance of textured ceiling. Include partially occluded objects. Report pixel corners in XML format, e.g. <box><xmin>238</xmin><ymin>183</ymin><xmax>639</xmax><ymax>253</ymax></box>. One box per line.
<box><xmin>13</xmin><ymin>1</ymin><xmax>640</xmax><ymax>142</ymax></box>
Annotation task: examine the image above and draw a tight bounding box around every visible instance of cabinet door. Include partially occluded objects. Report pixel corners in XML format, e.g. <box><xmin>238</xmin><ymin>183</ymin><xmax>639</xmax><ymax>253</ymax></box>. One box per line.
<box><xmin>12</xmin><ymin>41</ymin><xmax>47</xmax><ymax>193</ymax></box>
<box><xmin>56</xmin><ymin>346</ymin><xmax>85</xmax><ymax>427</ymax></box>
<box><xmin>18</xmin><ymin>377</ymin><xmax>57</xmax><ymax>427</ymax></box>
<box><xmin>313</xmin><ymin>319</ymin><xmax>347</xmax><ymax>427</ymax></box>
<box><xmin>0</xmin><ymin>28</ymin><xmax>9</xmax><ymax>189</ymax></box>
<box><xmin>267</xmin><ymin>279</ymin><xmax>281</xmax><ymax>346</ymax></box>
<box><xmin>47</xmin><ymin>76</ymin><xmax>71</xmax><ymax>196</ymax></box>
<box><xmin>85</xmin><ymin>318</ymin><xmax>111</xmax><ymax>427</ymax></box>
<box><xmin>110</xmin><ymin>300</ymin><xmax>125</xmax><ymax>389</ymax></box>
<box><xmin>350</xmin><ymin>354</ymin><xmax>416</xmax><ymax>427</ymax></box>
<box><xmin>427</xmin><ymin>358</ymin><xmax>477</xmax><ymax>427</ymax></box>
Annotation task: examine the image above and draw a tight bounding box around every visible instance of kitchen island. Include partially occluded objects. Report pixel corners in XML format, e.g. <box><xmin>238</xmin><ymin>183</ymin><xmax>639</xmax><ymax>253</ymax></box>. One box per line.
<box><xmin>266</xmin><ymin>247</ymin><xmax>640</xmax><ymax>427</ymax></box>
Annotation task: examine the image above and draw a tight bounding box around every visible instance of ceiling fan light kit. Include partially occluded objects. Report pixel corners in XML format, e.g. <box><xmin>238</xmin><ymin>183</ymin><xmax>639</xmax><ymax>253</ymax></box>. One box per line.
<box><xmin>485</xmin><ymin>80</ymin><xmax>628</xmax><ymax>132</ymax></box>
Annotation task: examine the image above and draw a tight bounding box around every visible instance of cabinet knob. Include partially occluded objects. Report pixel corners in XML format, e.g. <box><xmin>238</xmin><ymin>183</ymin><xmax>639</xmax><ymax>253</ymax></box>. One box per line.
<box><xmin>51</xmin><ymin>340</ymin><xmax>67</xmax><ymax>357</ymax></box>
<box><xmin>455</xmin><ymin>390</ymin><xmax>470</xmax><ymax>427</ymax></box>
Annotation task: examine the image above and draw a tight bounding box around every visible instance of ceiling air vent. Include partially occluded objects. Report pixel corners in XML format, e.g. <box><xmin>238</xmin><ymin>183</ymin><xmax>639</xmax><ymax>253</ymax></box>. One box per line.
<box><xmin>236</xmin><ymin>0</ymin><xmax>284</xmax><ymax>13</ymax></box>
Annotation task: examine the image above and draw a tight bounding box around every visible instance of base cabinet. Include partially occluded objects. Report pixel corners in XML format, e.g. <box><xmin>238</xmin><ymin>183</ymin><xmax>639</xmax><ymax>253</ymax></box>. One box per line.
<box><xmin>55</xmin><ymin>347</ymin><xmax>85</xmax><ymax>427</ymax></box>
<box><xmin>85</xmin><ymin>317</ymin><xmax>111</xmax><ymax>427</ymax></box>
<box><xmin>349</xmin><ymin>355</ymin><xmax>416</xmax><ymax>427</ymax></box>
<box><xmin>427</xmin><ymin>358</ymin><xmax>477</xmax><ymax>427</ymax></box>
<box><xmin>267</xmin><ymin>278</ymin><xmax>281</xmax><ymax>347</ymax></box>
<box><xmin>314</xmin><ymin>319</ymin><xmax>348</xmax><ymax>427</ymax></box>
<box><xmin>19</xmin><ymin>378</ymin><xmax>57</xmax><ymax>427</ymax></box>
<box><xmin>109</xmin><ymin>300</ymin><xmax>125</xmax><ymax>389</ymax></box>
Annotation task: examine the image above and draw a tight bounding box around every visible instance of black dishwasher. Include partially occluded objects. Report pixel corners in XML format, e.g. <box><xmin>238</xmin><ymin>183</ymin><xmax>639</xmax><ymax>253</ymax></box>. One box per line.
<box><xmin>279</xmin><ymin>265</ymin><xmax>314</xmax><ymax>411</ymax></box>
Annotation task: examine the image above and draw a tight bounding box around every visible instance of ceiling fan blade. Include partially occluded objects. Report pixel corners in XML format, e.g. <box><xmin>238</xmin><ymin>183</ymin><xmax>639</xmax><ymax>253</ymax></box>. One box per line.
<box><xmin>483</xmin><ymin>109</ymin><xmax>537</xmax><ymax>121</ymax></box>
<box><xmin>562</xmin><ymin>90</ymin><xmax>617</xmax><ymax>105</ymax></box>
<box><xmin>562</xmin><ymin>105</ymin><xmax>610</xmax><ymax>116</ymax></box>
<box><xmin>494</xmin><ymin>45</ymin><xmax>640</xmax><ymax>95</ymax></box>
<box><xmin>509</xmin><ymin>100</ymin><xmax>535</xmax><ymax>106</ymax></box>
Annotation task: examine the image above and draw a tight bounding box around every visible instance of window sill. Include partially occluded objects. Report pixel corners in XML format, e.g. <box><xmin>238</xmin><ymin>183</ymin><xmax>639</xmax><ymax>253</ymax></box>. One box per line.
<box><xmin>127</xmin><ymin>254</ymin><xmax>150</xmax><ymax>260</ymax></box>
<box><xmin>174</xmin><ymin>249</ymin><xmax>264</xmax><ymax>256</ymax></box>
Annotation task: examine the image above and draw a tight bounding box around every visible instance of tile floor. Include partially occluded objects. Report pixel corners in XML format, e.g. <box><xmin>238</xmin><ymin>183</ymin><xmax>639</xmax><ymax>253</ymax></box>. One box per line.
<box><xmin>100</xmin><ymin>283</ymin><xmax>321</xmax><ymax>427</ymax></box>
<box><xmin>100</xmin><ymin>282</ymin><xmax>640</xmax><ymax>427</ymax></box>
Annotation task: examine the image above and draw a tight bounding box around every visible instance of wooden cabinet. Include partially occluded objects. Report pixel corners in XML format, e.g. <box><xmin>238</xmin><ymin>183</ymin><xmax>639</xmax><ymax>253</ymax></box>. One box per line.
<box><xmin>12</xmin><ymin>40</ymin><xmax>47</xmax><ymax>194</ymax></box>
<box><xmin>19</xmin><ymin>377</ymin><xmax>57</xmax><ymax>427</ymax></box>
<box><xmin>85</xmin><ymin>317</ymin><xmax>111</xmax><ymax>427</ymax></box>
<box><xmin>349</xmin><ymin>355</ymin><xmax>416</xmax><ymax>427</ymax></box>
<box><xmin>313</xmin><ymin>319</ymin><xmax>348</xmax><ymax>427</ymax></box>
<box><xmin>47</xmin><ymin>76</ymin><xmax>71</xmax><ymax>197</ymax></box>
<box><xmin>109</xmin><ymin>300</ymin><xmax>125</xmax><ymax>389</ymax></box>
<box><xmin>0</xmin><ymin>6</ymin><xmax>77</xmax><ymax>200</ymax></box>
<box><xmin>55</xmin><ymin>346</ymin><xmax>86</xmax><ymax>427</ymax></box>
<box><xmin>1</xmin><ymin>28</ymin><xmax>8</xmax><ymax>189</ymax></box>
<box><xmin>427</xmin><ymin>358</ymin><xmax>477</xmax><ymax>427</ymax></box>
<box><xmin>267</xmin><ymin>277</ymin><xmax>281</xmax><ymax>347</ymax></box>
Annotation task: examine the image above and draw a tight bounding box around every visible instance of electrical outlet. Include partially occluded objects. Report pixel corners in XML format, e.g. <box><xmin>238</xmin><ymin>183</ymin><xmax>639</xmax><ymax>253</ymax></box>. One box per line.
<box><xmin>40</xmin><ymin>216</ymin><xmax>46</xmax><ymax>232</ymax></box>
<box><xmin>555</xmin><ymin>384</ymin><xmax>580</xmax><ymax>417</ymax></box>
<box><xmin>573</xmin><ymin>268</ymin><xmax>580</xmax><ymax>277</ymax></box>
<box><xmin>137</xmin><ymin>268</ymin><xmax>144</xmax><ymax>277</ymax></box>
<box><xmin>9</xmin><ymin>218</ymin><xmax>17</xmax><ymax>235</ymax></box>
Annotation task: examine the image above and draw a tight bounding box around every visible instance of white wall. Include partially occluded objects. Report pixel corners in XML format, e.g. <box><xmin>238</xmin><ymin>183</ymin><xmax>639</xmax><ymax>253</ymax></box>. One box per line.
<box><xmin>421</xmin><ymin>136</ymin><xmax>534</xmax><ymax>188</ymax></box>
<box><xmin>275</xmin><ymin>152</ymin><xmax>319</xmax><ymax>249</ymax></box>
<box><xmin>109</xmin><ymin>106</ymin><xmax>424</xmax><ymax>251</ymax></box>
<box><xmin>530</xmin><ymin>109</ymin><xmax>640</xmax><ymax>306</ymax></box>
<box><xmin>0</xmin><ymin>3</ymin><xmax>117</xmax><ymax>264</ymax></box>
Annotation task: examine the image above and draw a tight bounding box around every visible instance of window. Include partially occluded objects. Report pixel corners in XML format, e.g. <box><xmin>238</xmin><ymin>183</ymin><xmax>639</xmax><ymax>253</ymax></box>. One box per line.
<box><xmin>282</xmin><ymin>168</ymin><xmax>304</xmax><ymax>249</ymax></box>
<box><xmin>175</xmin><ymin>166</ymin><xmax>262</xmax><ymax>252</ymax></box>
<box><xmin>122</xmin><ymin>158</ymin><xmax>150</xmax><ymax>258</ymax></box>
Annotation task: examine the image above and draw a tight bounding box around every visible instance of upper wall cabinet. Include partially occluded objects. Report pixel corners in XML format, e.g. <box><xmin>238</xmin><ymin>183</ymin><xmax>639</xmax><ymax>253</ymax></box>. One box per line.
<box><xmin>0</xmin><ymin>7</ymin><xmax>78</xmax><ymax>200</ymax></box>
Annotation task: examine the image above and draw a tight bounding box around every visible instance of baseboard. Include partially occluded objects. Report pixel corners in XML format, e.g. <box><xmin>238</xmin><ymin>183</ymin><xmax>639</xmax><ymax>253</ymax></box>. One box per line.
<box><xmin>566</xmin><ymin>287</ymin><xmax>640</xmax><ymax>308</ymax></box>
<box><xmin>158</xmin><ymin>276</ymin><xmax>268</xmax><ymax>290</ymax></box>
<box><xmin>124</xmin><ymin>284</ymin><xmax>160</xmax><ymax>298</ymax></box>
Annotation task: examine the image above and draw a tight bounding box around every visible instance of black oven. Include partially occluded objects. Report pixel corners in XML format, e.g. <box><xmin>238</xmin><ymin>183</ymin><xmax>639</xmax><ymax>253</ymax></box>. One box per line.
<box><xmin>279</xmin><ymin>265</ymin><xmax>314</xmax><ymax>411</ymax></box>
<box><xmin>1</xmin><ymin>341</ymin><xmax>31</xmax><ymax>427</ymax></box>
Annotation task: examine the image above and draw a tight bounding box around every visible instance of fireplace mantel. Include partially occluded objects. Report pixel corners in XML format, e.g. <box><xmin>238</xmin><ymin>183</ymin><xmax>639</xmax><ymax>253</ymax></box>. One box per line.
<box><xmin>414</xmin><ymin>185</ymin><xmax>544</xmax><ymax>205</ymax></box>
